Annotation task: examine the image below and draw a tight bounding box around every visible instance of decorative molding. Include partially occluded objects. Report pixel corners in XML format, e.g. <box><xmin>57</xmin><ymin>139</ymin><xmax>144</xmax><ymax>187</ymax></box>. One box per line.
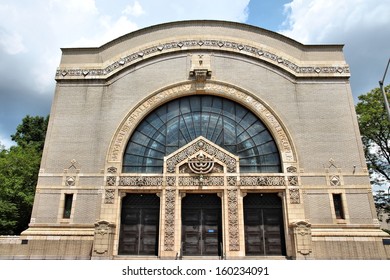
<box><xmin>93</xmin><ymin>220</ymin><xmax>115</xmax><ymax>257</ymax></box>
<box><xmin>178</xmin><ymin>176</ymin><xmax>224</xmax><ymax>186</ymax></box>
<box><xmin>240</xmin><ymin>176</ymin><xmax>285</xmax><ymax>186</ymax></box>
<box><xmin>188</xmin><ymin>152</ymin><xmax>214</xmax><ymax>174</ymax></box>
<box><xmin>106</xmin><ymin>176</ymin><xmax>116</xmax><ymax>186</ymax></box>
<box><xmin>329</xmin><ymin>175</ymin><xmax>341</xmax><ymax>186</ymax></box>
<box><xmin>289</xmin><ymin>188</ymin><xmax>300</xmax><ymax>204</ymax></box>
<box><xmin>104</xmin><ymin>189</ymin><xmax>115</xmax><ymax>204</ymax></box>
<box><xmin>290</xmin><ymin>221</ymin><xmax>312</xmax><ymax>256</ymax></box>
<box><xmin>287</xmin><ymin>166</ymin><xmax>297</xmax><ymax>173</ymax></box>
<box><xmin>107</xmin><ymin>167</ymin><xmax>117</xmax><ymax>174</ymax></box>
<box><xmin>107</xmin><ymin>83</ymin><xmax>296</xmax><ymax>164</ymax></box>
<box><xmin>56</xmin><ymin>39</ymin><xmax>349</xmax><ymax>80</ymax></box>
<box><xmin>119</xmin><ymin>176</ymin><xmax>163</xmax><ymax>186</ymax></box>
<box><xmin>288</xmin><ymin>176</ymin><xmax>298</xmax><ymax>186</ymax></box>
<box><xmin>65</xmin><ymin>176</ymin><xmax>75</xmax><ymax>186</ymax></box>
<box><xmin>227</xmin><ymin>189</ymin><xmax>240</xmax><ymax>251</ymax></box>
<box><xmin>227</xmin><ymin>176</ymin><xmax>237</xmax><ymax>186</ymax></box>
<box><xmin>164</xmin><ymin>189</ymin><xmax>176</xmax><ymax>251</ymax></box>
<box><xmin>165</xmin><ymin>137</ymin><xmax>237</xmax><ymax>174</ymax></box>
<box><xmin>166</xmin><ymin>176</ymin><xmax>175</xmax><ymax>186</ymax></box>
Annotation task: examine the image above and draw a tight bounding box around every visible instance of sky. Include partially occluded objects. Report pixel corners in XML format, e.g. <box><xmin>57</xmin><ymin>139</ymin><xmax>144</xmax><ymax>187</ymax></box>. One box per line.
<box><xmin>0</xmin><ymin>0</ymin><xmax>389</xmax><ymax>149</ymax></box>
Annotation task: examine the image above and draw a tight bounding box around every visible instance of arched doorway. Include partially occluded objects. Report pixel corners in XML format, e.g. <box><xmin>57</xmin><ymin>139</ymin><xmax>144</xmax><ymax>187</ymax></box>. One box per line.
<box><xmin>118</xmin><ymin>194</ymin><xmax>160</xmax><ymax>255</ymax></box>
<box><xmin>243</xmin><ymin>193</ymin><xmax>286</xmax><ymax>256</ymax></box>
<box><xmin>181</xmin><ymin>194</ymin><xmax>222</xmax><ymax>256</ymax></box>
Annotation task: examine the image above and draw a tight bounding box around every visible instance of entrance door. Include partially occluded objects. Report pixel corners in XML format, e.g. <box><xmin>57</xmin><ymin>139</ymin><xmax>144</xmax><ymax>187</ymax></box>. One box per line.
<box><xmin>244</xmin><ymin>193</ymin><xmax>286</xmax><ymax>256</ymax></box>
<box><xmin>181</xmin><ymin>194</ymin><xmax>222</xmax><ymax>256</ymax></box>
<box><xmin>119</xmin><ymin>194</ymin><xmax>160</xmax><ymax>255</ymax></box>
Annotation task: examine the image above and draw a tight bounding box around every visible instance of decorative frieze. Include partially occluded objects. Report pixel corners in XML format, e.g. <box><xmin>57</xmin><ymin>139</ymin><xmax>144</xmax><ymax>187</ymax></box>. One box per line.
<box><xmin>119</xmin><ymin>176</ymin><xmax>163</xmax><ymax>186</ymax></box>
<box><xmin>57</xmin><ymin>39</ymin><xmax>349</xmax><ymax>80</ymax></box>
<box><xmin>178</xmin><ymin>176</ymin><xmax>224</xmax><ymax>186</ymax></box>
<box><xmin>240</xmin><ymin>176</ymin><xmax>285</xmax><ymax>186</ymax></box>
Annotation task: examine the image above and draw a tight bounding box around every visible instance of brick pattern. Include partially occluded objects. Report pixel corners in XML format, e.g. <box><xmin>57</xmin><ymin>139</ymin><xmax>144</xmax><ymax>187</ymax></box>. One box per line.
<box><xmin>73</xmin><ymin>192</ymin><xmax>102</xmax><ymax>224</ymax></box>
<box><xmin>304</xmin><ymin>193</ymin><xmax>333</xmax><ymax>224</ymax></box>
<box><xmin>346</xmin><ymin>193</ymin><xmax>373</xmax><ymax>224</ymax></box>
<box><xmin>34</xmin><ymin>193</ymin><xmax>61</xmax><ymax>223</ymax></box>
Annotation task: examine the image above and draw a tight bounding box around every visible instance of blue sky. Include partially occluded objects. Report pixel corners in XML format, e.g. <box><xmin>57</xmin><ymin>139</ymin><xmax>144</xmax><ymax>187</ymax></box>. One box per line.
<box><xmin>0</xmin><ymin>0</ymin><xmax>389</xmax><ymax>149</ymax></box>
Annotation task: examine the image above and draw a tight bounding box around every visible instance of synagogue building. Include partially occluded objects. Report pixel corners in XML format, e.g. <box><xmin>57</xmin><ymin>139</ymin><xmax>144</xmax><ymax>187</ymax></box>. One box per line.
<box><xmin>1</xmin><ymin>20</ymin><xmax>389</xmax><ymax>259</ymax></box>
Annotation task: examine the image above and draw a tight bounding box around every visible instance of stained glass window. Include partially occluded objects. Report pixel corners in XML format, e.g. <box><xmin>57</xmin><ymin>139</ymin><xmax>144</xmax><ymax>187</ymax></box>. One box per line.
<box><xmin>123</xmin><ymin>95</ymin><xmax>281</xmax><ymax>173</ymax></box>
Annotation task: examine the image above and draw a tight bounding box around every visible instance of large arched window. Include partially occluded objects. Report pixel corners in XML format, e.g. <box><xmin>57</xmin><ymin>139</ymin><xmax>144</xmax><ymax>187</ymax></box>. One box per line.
<box><xmin>123</xmin><ymin>95</ymin><xmax>281</xmax><ymax>173</ymax></box>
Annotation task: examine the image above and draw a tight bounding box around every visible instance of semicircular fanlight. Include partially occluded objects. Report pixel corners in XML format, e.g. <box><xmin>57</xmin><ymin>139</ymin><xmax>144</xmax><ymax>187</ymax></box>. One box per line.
<box><xmin>123</xmin><ymin>95</ymin><xmax>281</xmax><ymax>173</ymax></box>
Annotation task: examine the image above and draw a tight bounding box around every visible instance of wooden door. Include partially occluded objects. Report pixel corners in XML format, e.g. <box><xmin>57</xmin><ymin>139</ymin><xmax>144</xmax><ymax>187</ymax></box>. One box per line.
<box><xmin>119</xmin><ymin>194</ymin><xmax>159</xmax><ymax>255</ymax></box>
<box><xmin>244</xmin><ymin>193</ymin><xmax>285</xmax><ymax>256</ymax></box>
<box><xmin>181</xmin><ymin>194</ymin><xmax>221</xmax><ymax>256</ymax></box>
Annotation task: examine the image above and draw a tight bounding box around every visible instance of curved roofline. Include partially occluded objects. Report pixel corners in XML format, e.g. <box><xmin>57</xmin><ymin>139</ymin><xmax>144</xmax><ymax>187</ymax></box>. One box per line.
<box><xmin>61</xmin><ymin>20</ymin><xmax>343</xmax><ymax>52</ymax></box>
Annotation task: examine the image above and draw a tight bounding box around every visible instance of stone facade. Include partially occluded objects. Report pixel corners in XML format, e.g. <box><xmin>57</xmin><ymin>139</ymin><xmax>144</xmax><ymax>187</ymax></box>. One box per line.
<box><xmin>1</xmin><ymin>20</ymin><xmax>389</xmax><ymax>260</ymax></box>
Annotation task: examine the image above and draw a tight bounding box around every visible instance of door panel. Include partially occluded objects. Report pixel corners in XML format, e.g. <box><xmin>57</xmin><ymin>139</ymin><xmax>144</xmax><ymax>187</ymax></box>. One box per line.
<box><xmin>119</xmin><ymin>194</ymin><xmax>160</xmax><ymax>256</ymax></box>
<box><xmin>181</xmin><ymin>194</ymin><xmax>221</xmax><ymax>256</ymax></box>
<box><xmin>244</xmin><ymin>193</ymin><xmax>285</xmax><ymax>256</ymax></box>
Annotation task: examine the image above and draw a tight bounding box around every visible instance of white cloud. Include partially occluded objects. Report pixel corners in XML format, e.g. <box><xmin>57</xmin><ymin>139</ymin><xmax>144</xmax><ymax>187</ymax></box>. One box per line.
<box><xmin>279</xmin><ymin>0</ymin><xmax>390</xmax><ymax>100</ymax></box>
<box><xmin>280</xmin><ymin>0</ymin><xmax>390</xmax><ymax>44</ymax></box>
<box><xmin>0</xmin><ymin>0</ymin><xmax>251</xmax><ymax>146</ymax></box>
<box><xmin>0</xmin><ymin>30</ymin><xmax>27</xmax><ymax>55</ymax></box>
<box><xmin>123</xmin><ymin>1</ymin><xmax>145</xmax><ymax>17</ymax></box>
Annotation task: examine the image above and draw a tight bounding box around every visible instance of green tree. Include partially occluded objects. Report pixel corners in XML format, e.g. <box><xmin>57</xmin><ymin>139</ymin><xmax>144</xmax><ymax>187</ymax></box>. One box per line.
<box><xmin>11</xmin><ymin>115</ymin><xmax>49</xmax><ymax>150</ymax></box>
<box><xmin>0</xmin><ymin>145</ymin><xmax>42</xmax><ymax>234</ymax></box>
<box><xmin>355</xmin><ymin>85</ymin><xmax>390</xmax><ymax>188</ymax></box>
<box><xmin>0</xmin><ymin>115</ymin><xmax>49</xmax><ymax>235</ymax></box>
<box><xmin>356</xmin><ymin>85</ymin><xmax>389</xmax><ymax>225</ymax></box>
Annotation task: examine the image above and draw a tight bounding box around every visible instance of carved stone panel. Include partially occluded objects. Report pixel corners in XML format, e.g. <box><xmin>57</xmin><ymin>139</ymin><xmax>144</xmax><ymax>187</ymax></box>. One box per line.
<box><xmin>227</xmin><ymin>189</ymin><xmax>240</xmax><ymax>251</ymax></box>
<box><xmin>290</xmin><ymin>221</ymin><xmax>312</xmax><ymax>257</ymax></box>
<box><xmin>92</xmin><ymin>220</ymin><xmax>115</xmax><ymax>259</ymax></box>
<box><xmin>289</xmin><ymin>188</ymin><xmax>300</xmax><ymax>204</ymax></box>
<box><xmin>165</xmin><ymin>136</ymin><xmax>238</xmax><ymax>174</ymax></box>
<box><xmin>164</xmin><ymin>189</ymin><xmax>176</xmax><ymax>251</ymax></box>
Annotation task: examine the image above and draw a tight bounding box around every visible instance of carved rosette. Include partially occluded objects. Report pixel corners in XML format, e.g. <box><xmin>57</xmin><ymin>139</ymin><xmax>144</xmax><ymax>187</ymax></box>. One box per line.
<box><xmin>164</xmin><ymin>189</ymin><xmax>176</xmax><ymax>251</ymax></box>
<box><xmin>227</xmin><ymin>189</ymin><xmax>240</xmax><ymax>251</ymax></box>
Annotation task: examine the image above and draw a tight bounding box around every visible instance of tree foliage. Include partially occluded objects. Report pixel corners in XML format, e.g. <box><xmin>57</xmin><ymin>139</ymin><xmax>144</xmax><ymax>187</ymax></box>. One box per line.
<box><xmin>0</xmin><ymin>115</ymin><xmax>49</xmax><ymax>235</ymax></box>
<box><xmin>355</xmin><ymin>85</ymin><xmax>390</xmax><ymax>187</ymax></box>
<box><xmin>11</xmin><ymin>115</ymin><xmax>49</xmax><ymax>150</ymax></box>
